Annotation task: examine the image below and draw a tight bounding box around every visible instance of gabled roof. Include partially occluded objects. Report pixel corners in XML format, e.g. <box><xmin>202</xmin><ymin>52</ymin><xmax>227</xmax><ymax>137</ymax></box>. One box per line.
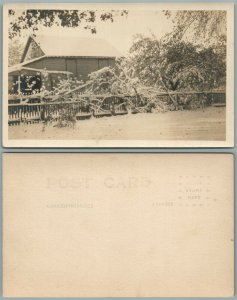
<box><xmin>22</xmin><ymin>35</ymin><xmax>121</xmax><ymax>62</ymax></box>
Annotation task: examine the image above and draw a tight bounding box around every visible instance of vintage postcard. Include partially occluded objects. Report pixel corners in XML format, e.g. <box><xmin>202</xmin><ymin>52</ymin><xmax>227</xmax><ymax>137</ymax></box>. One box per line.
<box><xmin>2</xmin><ymin>3</ymin><xmax>234</xmax><ymax>147</ymax></box>
<box><xmin>3</xmin><ymin>153</ymin><xmax>234</xmax><ymax>297</ymax></box>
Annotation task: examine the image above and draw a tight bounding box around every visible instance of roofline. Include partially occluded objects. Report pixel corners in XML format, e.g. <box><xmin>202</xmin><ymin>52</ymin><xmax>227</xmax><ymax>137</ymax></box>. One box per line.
<box><xmin>9</xmin><ymin>66</ymin><xmax>72</xmax><ymax>75</ymax></box>
<box><xmin>20</xmin><ymin>36</ymin><xmax>32</xmax><ymax>63</ymax></box>
<box><xmin>45</xmin><ymin>55</ymin><xmax>118</xmax><ymax>59</ymax></box>
<box><xmin>10</xmin><ymin>55</ymin><xmax>47</xmax><ymax>70</ymax></box>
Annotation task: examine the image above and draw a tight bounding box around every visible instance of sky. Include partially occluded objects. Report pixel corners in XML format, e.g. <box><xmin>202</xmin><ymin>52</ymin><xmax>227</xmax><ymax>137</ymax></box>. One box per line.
<box><xmin>10</xmin><ymin>9</ymin><xmax>174</xmax><ymax>55</ymax></box>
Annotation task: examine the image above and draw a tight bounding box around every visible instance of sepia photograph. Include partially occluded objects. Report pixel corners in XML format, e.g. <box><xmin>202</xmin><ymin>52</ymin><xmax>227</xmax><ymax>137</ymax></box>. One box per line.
<box><xmin>3</xmin><ymin>3</ymin><xmax>234</xmax><ymax>147</ymax></box>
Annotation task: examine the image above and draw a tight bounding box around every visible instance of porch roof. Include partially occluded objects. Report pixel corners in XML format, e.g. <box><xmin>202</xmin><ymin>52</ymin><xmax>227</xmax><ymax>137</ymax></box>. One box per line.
<box><xmin>9</xmin><ymin>65</ymin><xmax>72</xmax><ymax>76</ymax></box>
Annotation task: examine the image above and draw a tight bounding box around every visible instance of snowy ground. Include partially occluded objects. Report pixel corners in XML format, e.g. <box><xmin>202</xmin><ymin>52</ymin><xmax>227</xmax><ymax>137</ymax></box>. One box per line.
<box><xmin>9</xmin><ymin>106</ymin><xmax>226</xmax><ymax>141</ymax></box>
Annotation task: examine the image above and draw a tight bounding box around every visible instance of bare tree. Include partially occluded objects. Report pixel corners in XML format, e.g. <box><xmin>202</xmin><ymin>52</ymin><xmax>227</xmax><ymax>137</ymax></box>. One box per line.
<box><xmin>163</xmin><ymin>10</ymin><xmax>226</xmax><ymax>47</ymax></box>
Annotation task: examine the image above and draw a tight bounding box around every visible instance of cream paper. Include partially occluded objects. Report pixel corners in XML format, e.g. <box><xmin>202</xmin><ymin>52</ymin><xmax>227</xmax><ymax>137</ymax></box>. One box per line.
<box><xmin>3</xmin><ymin>153</ymin><xmax>234</xmax><ymax>297</ymax></box>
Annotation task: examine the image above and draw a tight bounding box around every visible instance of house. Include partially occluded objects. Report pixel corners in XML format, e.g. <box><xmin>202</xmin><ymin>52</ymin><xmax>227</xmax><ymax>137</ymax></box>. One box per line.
<box><xmin>9</xmin><ymin>35</ymin><xmax>121</xmax><ymax>95</ymax></box>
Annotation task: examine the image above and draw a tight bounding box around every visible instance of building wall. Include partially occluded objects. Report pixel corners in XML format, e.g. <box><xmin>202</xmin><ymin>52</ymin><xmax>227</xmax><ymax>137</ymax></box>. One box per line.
<box><xmin>76</xmin><ymin>58</ymin><xmax>98</xmax><ymax>80</ymax></box>
<box><xmin>24</xmin><ymin>57</ymin><xmax>116</xmax><ymax>82</ymax></box>
<box><xmin>24</xmin><ymin>57</ymin><xmax>67</xmax><ymax>73</ymax></box>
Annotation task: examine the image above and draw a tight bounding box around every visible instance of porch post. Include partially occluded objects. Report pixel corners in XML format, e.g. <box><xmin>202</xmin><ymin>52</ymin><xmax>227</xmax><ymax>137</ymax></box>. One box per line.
<box><xmin>17</xmin><ymin>73</ymin><xmax>21</xmax><ymax>95</ymax></box>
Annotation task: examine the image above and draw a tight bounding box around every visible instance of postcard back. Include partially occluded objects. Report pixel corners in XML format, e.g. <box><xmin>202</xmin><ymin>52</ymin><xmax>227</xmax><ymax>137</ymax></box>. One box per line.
<box><xmin>3</xmin><ymin>153</ymin><xmax>234</xmax><ymax>297</ymax></box>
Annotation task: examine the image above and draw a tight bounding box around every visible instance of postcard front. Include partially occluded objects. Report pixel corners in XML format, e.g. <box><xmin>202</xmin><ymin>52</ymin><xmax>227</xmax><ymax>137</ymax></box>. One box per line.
<box><xmin>3</xmin><ymin>153</ymin><xmax>234</xmax><ymax>297</ymax></box>
<box><xmin>3</xmin><ymin>3</ymin><xmax>234</xmax><ymax>147</ymax></box>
